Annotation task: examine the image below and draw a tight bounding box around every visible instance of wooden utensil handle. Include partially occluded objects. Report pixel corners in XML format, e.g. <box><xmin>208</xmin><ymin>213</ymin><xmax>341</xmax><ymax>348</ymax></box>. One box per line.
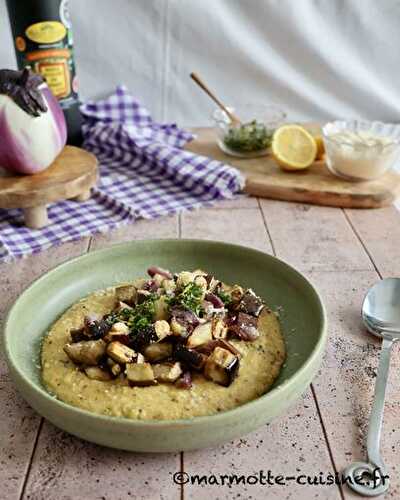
<box><xmin>190</xmin><ymin>72</ymin><xmax>240</xmax><ymax>125</ymax></box>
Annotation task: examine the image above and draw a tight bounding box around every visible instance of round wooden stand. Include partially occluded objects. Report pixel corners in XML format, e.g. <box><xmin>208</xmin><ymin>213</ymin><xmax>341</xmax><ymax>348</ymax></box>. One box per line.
<box><xmin>0</xmin><ymin>146</ymin><xmax>98</xmax><ymax>229</ymax></box>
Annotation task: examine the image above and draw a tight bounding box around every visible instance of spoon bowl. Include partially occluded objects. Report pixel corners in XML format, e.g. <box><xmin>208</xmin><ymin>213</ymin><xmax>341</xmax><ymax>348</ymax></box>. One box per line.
<box><xmin>362</xmin><ymin>277</ymin><xmax>400</xmax><ymax>338</ymax></box>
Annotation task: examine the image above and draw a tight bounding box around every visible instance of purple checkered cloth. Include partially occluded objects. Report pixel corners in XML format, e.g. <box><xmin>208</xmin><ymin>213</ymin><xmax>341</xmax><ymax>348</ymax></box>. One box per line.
<box><xmin>0</xmin><ymin>86</ymin><xmax>244</xmax><ymax>262</ymax></box>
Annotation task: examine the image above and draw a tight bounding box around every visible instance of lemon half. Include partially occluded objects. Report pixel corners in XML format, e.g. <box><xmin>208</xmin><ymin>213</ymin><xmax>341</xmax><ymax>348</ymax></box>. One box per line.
<box><xmin>272</xmin><ymin>125</ymin><xmax>317</xmax><ymax>171</ymax></box>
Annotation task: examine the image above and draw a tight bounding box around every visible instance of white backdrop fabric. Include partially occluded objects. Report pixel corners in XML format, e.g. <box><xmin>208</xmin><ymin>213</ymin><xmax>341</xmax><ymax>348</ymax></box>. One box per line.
<box><xmin>1</xmin><ymin>0</ymin><xmax>400</xmax><ymax>127</ymax></box>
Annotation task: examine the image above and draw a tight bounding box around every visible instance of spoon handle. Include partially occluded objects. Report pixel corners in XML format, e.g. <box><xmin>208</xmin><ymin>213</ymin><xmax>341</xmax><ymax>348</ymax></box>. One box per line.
<box><xmin>367</xmin><ymin>336</ymin><xmax>394</xmax><ymax>468</ymax></box>
<box><xmin>343</xmin><ymin>336</ymin><xmax>393</xmax><ymax>496</ymax></box>
<box><xmin>189</xmin><ymin>72</ymin><xmax>241</xmax><ymax>125</ymax></box>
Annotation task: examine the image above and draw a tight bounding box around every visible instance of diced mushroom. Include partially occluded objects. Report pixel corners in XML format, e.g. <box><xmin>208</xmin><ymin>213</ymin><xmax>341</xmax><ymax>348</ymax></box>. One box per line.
<box><xmin>174</xmin><ymin>344</ymin><xmax>207</xmax><ymax>371</ymax></box>
<box><xmin>187</xmin><ymin>322</ymin><xmax>213</xmax><ymax>348</ymax></box>
<box><xmin>143</xmin><ymin>342</ymin><xmax>173</xmax><ymax>362</ymax></box>
<box><xmin>229</xmin><ymin>312</ymin><xmax>259</xmax><ymax>341</ymax></box>
<box><xmin>154</xmin><ymin>295</ymin><xmax>169</xmax><ymax>320</ymax></box>
<box><xmin>153</xmin><ymin>362</ymin><xmax>183</xmax><ymax>383</ymax></box>
<box><xmin>154</xmin><ymin>320</ymin><xmax>171</xmax><ymax>340</ymax></box>
<box><xmin>115</xmin><ymin>284</ymin><xmax>137</xmax><ymax>305</ymax></box>
<box><xmin>212</xmin><ymin>317</ymin><xmax>228</xmax><ymax>339</ymax></box>
<box><xmin>126</xmin><ymin>363</ymin><xmax>157</xmax><ymax>386</ymax></box>
<box><xmin>203</xmin><ymin>347</ymin><xmax>239</xmax><ymax>387</ymax></box>
<box><xmin>84</xmin><ymin>315</ymin><xmax>111</xmax><ymax>339</ymax></box>
<box><xmin>238</xmin><ymin>289</ymin><xmax>264</xmax><ymax>317</ymax></box>
<box><xmin>175</xmin><ymin>370</ymin><xmax>192</xmax><ymax>389</ymax></box>
<box><xmin>147</xmin><ymin>266</ymin><xmax>173</xmax><ymax>280</ymax></box>
<box><xmin>64</xmin><ymin>339</ymin><xmax>107</xmax><ymax>366</ymax></box>
<box><xmin>84</xmin><ymin>366</ymin><xmax>112</xmax><ymax>381</ymax></box>
<box><xmin>107</xmin><ymin>341</ymin><xmax>137</xmax><ymax>364</ymax></box>
<box><xmin>103</xmin><ymin>322</ymin><xmax>130</xmax><ymax>344</ymax></box>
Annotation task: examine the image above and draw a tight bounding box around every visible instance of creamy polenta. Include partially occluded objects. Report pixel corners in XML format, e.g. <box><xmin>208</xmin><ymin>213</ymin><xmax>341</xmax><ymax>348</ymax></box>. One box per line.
<box><xmin>41</xmin><ymin>268</ymin><xmax>286</xmax><ymax>420</ymax></box>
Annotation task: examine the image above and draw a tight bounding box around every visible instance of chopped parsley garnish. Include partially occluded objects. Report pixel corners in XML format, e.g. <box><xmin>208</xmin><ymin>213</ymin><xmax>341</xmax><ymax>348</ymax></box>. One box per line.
<box><xmin>168</xmin><ymin>282</ymin><xmax>203</xmax><ymax>315</ymax></box>
<box><xmin>216</xmin><ymin>289</ymin><xmax>232</xmax><ymax>306</ymax></box>
<box><xmin>106</xmin><ymin>297</ymin><xmax>155</xmax><ymax>336</ymax></box>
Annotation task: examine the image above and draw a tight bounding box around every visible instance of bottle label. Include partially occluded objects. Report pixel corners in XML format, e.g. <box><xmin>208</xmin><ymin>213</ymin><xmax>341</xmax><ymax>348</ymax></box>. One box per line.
<box><xmin>25</xmin><ymin>21</ymin><xmax>66</xmax><ymax>44</ymax></box>
<box><xmin>13</xmin><ymin>16</ymin><xmax>78</xmax><ymax>107</ymax></box>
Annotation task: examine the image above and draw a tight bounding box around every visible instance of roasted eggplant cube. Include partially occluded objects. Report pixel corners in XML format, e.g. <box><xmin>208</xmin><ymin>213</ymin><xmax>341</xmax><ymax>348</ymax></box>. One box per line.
<box><xmin>170</xmin><ymin>317</ymin><xmax>189</xmax><ymax>338</ymax></box>
<box><xmin>70</xmin><ymin>327</ymin><xmax>86</xmax><ymax>343</ymax></box>
<box><xmin>230</xmin><ymin>312</ymin><xmax>259</xmax><ymax>341</ymax></box>
<box><xmin>143</xmin><ymin>342</ymin><xmax>173</xmax><ymax>362</ymax></box>
<box><xmin>64</xmin><ymin>339</ymin><xmax>107</xmax><ymax>366</ymax></box>
<box><xmin>126</xmin><ymin>363</ymin><xmax>157</xmax><ymax>386</ymax></box>
<box><xmin>103</xmin><ymin>322</ymin><xmax>130</xmax><ymax>344</ymax></box>
<box><xmin>153</xmin><ymin>362</ymin><xmax>183</xmax><ymax>383</ymax></box>
<box><xmin>84</xmin><ymin>366</ymin><xmax>112</xmax><ymax>381</ymax></box>
<box><xmin>187</xmin><ymin>322</ymin><xmax>213</xmax><ymax>348</ymax></box>
<box><xmin>174</xmin><ymin>344</ymin><xmax>207</xmax><ymax>371</ymax></box>
<box><xmin>131</xmin><ymin>325</ymin><xmax>158</xmax><ymax>351</ymax></box>
<box><xmin>154</xmin><ymin>320</ymin><xmax>171</xmax><ymax>340</ymax></box>
<box><xmin>204</xmin><ymin>347</ymin><xmax>239</xmax><ymax>387</ymax></box>
<box><xmin>212</xmin><ymin>317</ymin><xmax>228</xmax><ymax>339</ymax></box>
<box><xmin>238</xmin><ymin>289</ymin><xmax>264</xmax><ymax>317</ymax></box>
<box><xmin>136</xmin><ymin>289</ymin><xmax>153</xmax><ymax>304</ymax></box>
<box><xmin>115</xmin><ymin>284</ymin><xmax>137</xmax><ymax>305</ymax></box>
<box><xmin>154</xmin><ymin>296</ymin><xmax>169</xmax><ymax>321</ymax></box>
<box><xmin>106</xmin><ymin>341</ymin><xmax>137</xmax><ymax>364</ymax></box>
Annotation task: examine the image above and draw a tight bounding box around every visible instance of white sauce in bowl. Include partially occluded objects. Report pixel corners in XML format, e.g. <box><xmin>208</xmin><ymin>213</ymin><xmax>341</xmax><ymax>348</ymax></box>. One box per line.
<box><xmin>323</xmin><ymin>129</ymin><xmax>400</xmax><ymax>181</ymax></box>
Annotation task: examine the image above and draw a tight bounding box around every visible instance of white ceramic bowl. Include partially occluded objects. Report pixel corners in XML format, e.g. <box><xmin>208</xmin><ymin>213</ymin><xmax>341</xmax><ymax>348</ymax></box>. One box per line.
<box><xmin>322</xmin><ymin>120</ymin><xmax>400</xmax><ymax>182</ymax></box>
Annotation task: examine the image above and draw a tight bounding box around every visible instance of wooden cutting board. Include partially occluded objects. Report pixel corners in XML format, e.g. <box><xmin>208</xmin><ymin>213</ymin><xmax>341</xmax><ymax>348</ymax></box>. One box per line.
<box><xmin>186</xmin><ymin>127</ymin><xmax>400</xmax><ymax>208</ymax></box>
<box><xmin>0</xmin><ymin>146</ymin><xmax>98</xmax><ymax>228</ymax></box>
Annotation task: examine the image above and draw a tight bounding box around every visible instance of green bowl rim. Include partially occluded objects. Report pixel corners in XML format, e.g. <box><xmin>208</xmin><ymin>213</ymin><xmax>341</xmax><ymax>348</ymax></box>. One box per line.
<box><xmin>3</xmin><ymin>238</ymin><xmax>328</xmax><ymax>428</ymax></box>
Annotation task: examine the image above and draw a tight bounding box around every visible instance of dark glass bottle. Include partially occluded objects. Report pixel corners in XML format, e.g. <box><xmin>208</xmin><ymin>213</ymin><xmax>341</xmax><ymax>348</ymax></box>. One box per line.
<box><xmin>6</xmin><ymin>0</ymin><xmax>83</xmax><ymax>146</ymax></box>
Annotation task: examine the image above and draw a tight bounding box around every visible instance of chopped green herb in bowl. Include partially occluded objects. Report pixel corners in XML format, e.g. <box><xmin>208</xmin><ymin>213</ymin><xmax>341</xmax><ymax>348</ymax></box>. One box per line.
<box><xmin>223</xmin><ymin>120</ymin><xmax>273</xmax><ymax>153</ymax></box>
<box><xmin>212</xmin><ymin>104</ymin><xmax>286</xmax><ymax>158</ymax></box>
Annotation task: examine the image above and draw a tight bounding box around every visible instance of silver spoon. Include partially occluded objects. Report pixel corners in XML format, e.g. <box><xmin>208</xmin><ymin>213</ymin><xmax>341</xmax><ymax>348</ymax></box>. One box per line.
<box><xmin>344</xmin><ymin>278</ymin><xmax>400</xmax><ymax>496</ymax></box>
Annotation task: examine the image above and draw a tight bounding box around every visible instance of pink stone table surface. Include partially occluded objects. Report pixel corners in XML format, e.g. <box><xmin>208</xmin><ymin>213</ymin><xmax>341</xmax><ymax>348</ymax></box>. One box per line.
<box><xmin>1</xmin><ymin>196</ymin><xmax>399</xmax><ymax>500</ymax></box>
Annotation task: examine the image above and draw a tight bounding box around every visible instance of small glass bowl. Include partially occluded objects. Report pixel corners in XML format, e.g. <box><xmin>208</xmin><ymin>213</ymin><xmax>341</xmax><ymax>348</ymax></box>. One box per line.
<box><xmin>322</xmin><ymin>120</ymin><xmax>400</xmax><ymax>182</ymax></box>
<box><xmin>212</xmin><ymin>104</ymin><xmax>286</xmax><ymax>158</ymax></box>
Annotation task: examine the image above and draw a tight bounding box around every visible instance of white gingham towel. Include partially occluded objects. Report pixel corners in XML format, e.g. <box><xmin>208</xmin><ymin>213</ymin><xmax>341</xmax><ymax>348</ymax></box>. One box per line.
<box><xmin>0</xmin><ymin>86</ymin><xmax>244</xmax><ymax>262</ymax></box>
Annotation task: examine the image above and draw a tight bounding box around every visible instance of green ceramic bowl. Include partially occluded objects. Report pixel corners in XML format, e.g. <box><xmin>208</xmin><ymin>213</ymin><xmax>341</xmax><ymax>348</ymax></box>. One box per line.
<box><xmin>3</xmin><ymin>239</ymin><xmax>327</xmax><ymax>452</ymax></box>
